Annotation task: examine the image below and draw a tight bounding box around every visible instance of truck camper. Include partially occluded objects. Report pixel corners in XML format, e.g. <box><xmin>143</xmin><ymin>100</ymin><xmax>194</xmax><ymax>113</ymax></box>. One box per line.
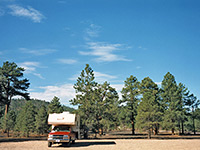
<box><xmin>47</xmin><ymin>112</ymin><xmax>80</xmax><ymax>147</ymax></box>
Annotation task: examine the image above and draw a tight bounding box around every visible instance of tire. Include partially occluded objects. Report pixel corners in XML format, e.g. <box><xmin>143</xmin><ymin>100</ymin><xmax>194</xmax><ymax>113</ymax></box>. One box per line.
<box><xmin>72</xmin><ymin>140</ymin><xmax>75</xmax><ymax>144</ymax></box>
<box><xmin>48</xmin><ymin>142</ymin><xmax>52</xmax><ymax>147</ymax></box>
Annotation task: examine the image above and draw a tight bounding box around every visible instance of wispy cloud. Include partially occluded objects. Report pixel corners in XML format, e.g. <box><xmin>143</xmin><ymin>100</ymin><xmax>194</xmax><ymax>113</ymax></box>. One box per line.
<box><xmin>8</xmin><ymin>5</ymin><xmax>45</xmax><ymax>23</ymax></box>
<box><xmin>57</xmin><ymin>59</ymin><xmax>77</xmax><ymax>64</ymax></box>
<box><xmin>94</xmin><ymin>71</ymin><xmax>117</xmax><ymax>83</ymax></box>
<box><xmin>84</xmin><ymin>23</ymin><xmax>102</xmax><ymax>39</ymax></box>
<box><xmin>20</xmin><ymin>48</ymin><xmax>57</xmax><ymax>56</ymax></box>
<box><xmin>19</xmin><ymin>61</ymin><xmax>45</xmax><ymax>79</ymax></box>
<box><xmin>0</xmin><ymin>7</ymin><xmax>5</xmax><ymax>16</ymax></box>
<box><xmin>79</xmin><ymin>42</ymin><xmax>131</xmax><ymax>62</ymax></box>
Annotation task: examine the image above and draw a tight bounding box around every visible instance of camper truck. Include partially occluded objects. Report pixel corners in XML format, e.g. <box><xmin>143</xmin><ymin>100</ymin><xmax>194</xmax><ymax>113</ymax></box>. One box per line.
<box><xmin>47</xmin><ymin>112</ymin><xmax>80</xmax><ymax>147</ymax></box>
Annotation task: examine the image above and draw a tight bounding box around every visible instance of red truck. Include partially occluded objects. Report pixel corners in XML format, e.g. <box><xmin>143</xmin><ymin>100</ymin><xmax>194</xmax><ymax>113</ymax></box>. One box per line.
<box><xmin>47</xmin><ymin>112</ymin><xmax>80</xmax><ymax>147</ymax></box>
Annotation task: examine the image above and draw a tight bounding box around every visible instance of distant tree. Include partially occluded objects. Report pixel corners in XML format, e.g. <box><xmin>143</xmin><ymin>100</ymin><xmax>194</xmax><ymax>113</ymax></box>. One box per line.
<box><xmin>48</xmin><ymin>96</ymin><xmax>63</xmax><ymax>114</ymax></box>
<box><xmin>161</xmin><ymin>72</ymin><xmax>182</xmax><ymax>135</ymax></box>
<box><xmin>35</xmin><ymin>105</ymin><xmax>48</xmax><ymax>135</ymax></box>
<box><xmin>177</xmin><ymin>83</ymin><xmax>190</xmax><ymax>134</ymax></box>
<box><xmin>136</xmin><ymin>92</ymin><xmax>161</xmax><ymax>139</ymax></box>
<box><xmin>185</xmin><ymin>94</ymin><xmax>199</xmax><ymax>134</ymax></box>
<box><xmin>1</xmin><ymin>110</ymin><xmax>16</xmax><ymax>137</ymax></box>
<box><xmin>120</xmin><ymin>75</ymin><xmax>140</xmax><ymax>135</ymax></box>
<box><xmin>15</xmin><ymin>101</ymin><xmax>36</xmax><ymax>137</ymax></box>
<box><xmin>139</xmin><ymin>77</ymin><xmax>162</xmax><ymax>135</ymax></box>
<box><xmin>0</xmin><ymin>61</ymin><xmax>30</xmax><ymax>118</ymax></box>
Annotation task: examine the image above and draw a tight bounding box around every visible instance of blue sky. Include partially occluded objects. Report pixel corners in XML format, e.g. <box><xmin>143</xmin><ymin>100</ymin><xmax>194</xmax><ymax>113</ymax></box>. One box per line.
<box><xmin>0</xmin><ymin>0</ymin><xmax>200</xmax><ymax>106</ymax></box>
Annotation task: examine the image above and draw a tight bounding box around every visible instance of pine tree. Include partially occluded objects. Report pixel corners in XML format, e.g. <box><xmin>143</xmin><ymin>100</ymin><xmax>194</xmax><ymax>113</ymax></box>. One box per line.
<box><xmin>161</xmin><ymin>72</ymin><xmax>182</xmax><ymax>134</ymax></box>
<box><xmin>140</xmin><ymin>77</ymin><xmax>162</xmax><ymax>135</ymax></box>
<box><xmin>96</xmin><ymin>82</ymin><xmax>119</xmax><ymax>135</ymax></box>
<box><xmin>48</xmin><ymin>96</ymin><xmax>63</xmax><ymax>114</ymax></box>
<box><xmin>70</xmin><ymin>64</ymin><xmax>97</xmax><ymax>138</ymax></box>
<box><xmin>15</xmin><ymin>101</ymin><xmax>36</xmax><ymax>137</ymax></box>
<box><xmin>185</xmin><ymin>94</ymin><xmax>200</xmax><ymax>134</ymax></box>
<box><xmin>136</xmin><ymin>92</ymin><xmax>161</xmax><ymax>139</ymax></box>
<box><xmin>1</xmin><ymin>110</ymin><xmax>16</xmax><ymax>137</ymax></box>
<box><xmin>121</xmin><ymin>75</ymin><xmax>140</xmax><ymax>135</ymax></box>
<box><xmin>0</xmin><ymin>61</ymin><xmax>30</xmax><ymax>118</ymax></box>
<box><xmin>35</xmin><ymin>105</ymin><xmax>48</xmax><ymax>135</ymax></box>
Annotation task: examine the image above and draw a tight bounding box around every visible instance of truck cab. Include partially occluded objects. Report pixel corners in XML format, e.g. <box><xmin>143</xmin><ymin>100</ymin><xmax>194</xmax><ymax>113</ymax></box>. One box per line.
<box><xmin>47</xmin><ymin>112</ymin><xmax>80</xmax><ymax>147</ymax></box>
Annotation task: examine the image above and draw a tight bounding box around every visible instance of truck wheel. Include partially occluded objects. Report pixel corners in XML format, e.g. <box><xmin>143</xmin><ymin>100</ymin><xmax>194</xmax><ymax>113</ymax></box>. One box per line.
<box><xmin>48</xmin><ymin>142</ymin><xmax>52</xmax><ymax>147</ymax></box>
<box><xmin>72</xmin><ymin>140</ymin><xmax>75</xmax><ymax>144</ymax></box>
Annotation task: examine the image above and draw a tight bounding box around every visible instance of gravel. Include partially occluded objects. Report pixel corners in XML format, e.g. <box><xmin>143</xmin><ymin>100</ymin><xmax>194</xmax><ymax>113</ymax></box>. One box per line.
<box><xmin>1</xmin><ymin>139</ymin><xmax>200</xmax><ymax>150</ymax></box>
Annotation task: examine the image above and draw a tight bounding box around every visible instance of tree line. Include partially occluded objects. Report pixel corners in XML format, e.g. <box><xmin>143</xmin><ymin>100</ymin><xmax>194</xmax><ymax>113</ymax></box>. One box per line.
<box><xmin>0</xmin><ymin>61</ymin><xmax>200</xmax><ymax>138</ymax></box>
<box><xmin>71</xmin><ymin>64</ymin><xmax>200</xmax><ymax>138</ymax></box>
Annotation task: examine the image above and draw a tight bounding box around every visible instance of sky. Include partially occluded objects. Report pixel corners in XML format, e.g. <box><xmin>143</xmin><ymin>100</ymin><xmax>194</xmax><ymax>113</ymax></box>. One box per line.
<box><xmin>0</xmin><ymin>0</ymin><xmax>200</xmax><ymax>107</ymax></box>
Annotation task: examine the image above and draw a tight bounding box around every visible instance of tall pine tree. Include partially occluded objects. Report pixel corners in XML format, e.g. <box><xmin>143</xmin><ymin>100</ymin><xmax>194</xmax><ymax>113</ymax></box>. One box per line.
<box><xmin>139</xmin><ymin>77</ymin><xmax>162</xmax><ymax>135</ymax></box>
<box><xmin>0</xmin><ymin>61</ymin><xmax>30</xmax><ymax>117</ymax></box>
<box><xmin>121</xmin><ymin>75</ymin><xmax>140</xmax><ymax>135</ymax></box>
<box><xmin>161</xmin><ymin>72</ymin><xmax>182</xmax><ymax>134</ymax></box>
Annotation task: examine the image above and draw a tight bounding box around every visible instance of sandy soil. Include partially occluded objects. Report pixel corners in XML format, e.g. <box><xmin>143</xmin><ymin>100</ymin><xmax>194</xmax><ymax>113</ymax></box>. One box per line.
<box><xmin>1</xmin><ymin>139</ymin><xmax>200</xmax><ymax>150</ymax></box>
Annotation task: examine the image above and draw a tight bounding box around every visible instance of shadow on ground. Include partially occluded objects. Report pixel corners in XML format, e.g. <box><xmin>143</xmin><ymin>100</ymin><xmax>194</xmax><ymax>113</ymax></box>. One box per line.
<box><xmin>52</xmin><ymin>141</ymin><xmax>116</xmax><ymax>148</ymax></box>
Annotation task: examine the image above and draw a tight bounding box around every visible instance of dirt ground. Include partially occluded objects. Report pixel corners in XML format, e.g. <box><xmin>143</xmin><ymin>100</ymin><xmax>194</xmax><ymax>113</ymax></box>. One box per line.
<box><xmin>1</xmin><ymin>139</ymin><xmax>200</xmax><ymax>150</ymax></box>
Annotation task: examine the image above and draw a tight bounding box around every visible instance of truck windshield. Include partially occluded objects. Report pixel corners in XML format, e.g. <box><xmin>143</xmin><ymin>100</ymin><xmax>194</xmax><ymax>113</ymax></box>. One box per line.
<box><xmin>53</xmin><ymin>126</ymin><xmax>70</xmax><ymax>132</ymax></box>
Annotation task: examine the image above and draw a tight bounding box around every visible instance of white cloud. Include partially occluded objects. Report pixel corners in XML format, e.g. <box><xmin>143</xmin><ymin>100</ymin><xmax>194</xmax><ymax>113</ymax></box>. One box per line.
<box><xmin>57</xmin><ymin>59</ymin><xmax>77</xmax><ymax>64</ymax></box>
<box><xmin>30</xmin><ymin>84</ymin><xmax>75</xmax><ymax>106</ymax></box>
<box><xmin>79</xmin><ymin>42</ymin><xmax>132</xmax><ymax>62</ymax></box>
<box><xmin>94</xmin><ymin>71</ymin><xmax>117</xmax><ymax>83</ymax></box>
<box><xmin>155</xmin><ymin>82</ymin><xmax>162</xmax><ymax>86</ymax></box>
<box><xmin>20</xmin><ymin>48</ymin><xmax>57</xmax><ymax>56</ymax></box>
<box><xmin>136</xmin><ymin>66</ymin><xmax>141</xmax><ymax>69</ymax></box>
<box><xmin>30</xmin><ymin>82</ymin><xmax>124</xmax><ymax>106</ymax></box>
<box><xmin>19</xmin><ymin>61</ymin><xmax>44</xmax><ymax>79</ymax></box>
<box><xmin>85</xmin><ymin>23</ymin><xmax>102</xmax><ymax>38</ymax></box>
<box><xmin>8</xmin><ymin>4</ymin><xmax>45</xmax><ymax>23</ymax></box>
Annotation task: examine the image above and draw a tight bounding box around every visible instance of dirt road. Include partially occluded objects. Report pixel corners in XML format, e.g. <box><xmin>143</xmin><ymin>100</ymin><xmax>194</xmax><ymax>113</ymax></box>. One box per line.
<box><xmin>1</xmin><ymin>139</ymin><xmax>200</xmax><ymax>150</ymax></box>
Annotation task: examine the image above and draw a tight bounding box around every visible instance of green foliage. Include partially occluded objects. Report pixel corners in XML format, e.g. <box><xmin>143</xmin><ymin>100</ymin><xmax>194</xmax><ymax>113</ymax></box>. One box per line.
<box><xmin>136</xmin><ymin>92</ymin><xmax>162</xmax><ymax>138</ymax></box>
<box><xmin>70</xmin><ymin>64</ymin><xmax>119</xmax><ymax>137</ymax></box>
<box><xmin>48</xmin><ymin>96</ymin><xmax>63</xmax><ymax>114</ymax></box>
<box><xmin>15</xmin><ymin>101</ymin><xmax>36</xmax><ymax>137</ymax></box>
<box><xmin>70</xmin><ymin>64</ymin><xmax>97</xmax><ymax>129</ymax></box>
<box><xmin>0</xmin><ymin>61</ymin><xmax>30</xmax><ymax>117</ymax></box>
<box><xmin>1</xmin><ymin>110</ymin><xmax>16</xmax><ymax>137</ymax></box>
<box><xmin>35</xmin><ymin>105</ymin><xmax>48</xmax><ymax>135</ymax></box>
<box><xmin>120</xmin><ymin>75</ymin><xmax>140</xmax><ymax>135</ymax></box>
<box><xmin>161</xmin><ymin>72</ymin><xmax>183</xmax><ymax>134</ymax></box>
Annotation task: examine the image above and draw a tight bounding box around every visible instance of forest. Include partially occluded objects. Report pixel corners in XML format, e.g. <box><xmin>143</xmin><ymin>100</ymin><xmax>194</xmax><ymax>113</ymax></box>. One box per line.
<box><xmin>0</xmin><ymin>61</ymin><xmax>200</xmax><ymax>139</ymax></box>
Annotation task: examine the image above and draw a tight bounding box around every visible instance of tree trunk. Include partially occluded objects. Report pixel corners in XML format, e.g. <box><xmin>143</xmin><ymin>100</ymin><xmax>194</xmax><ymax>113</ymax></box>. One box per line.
<box><xmin>4</xmin><ymin>104</ymin><xmax>9</xmax><ymax>118</ymax></box>
<box><xmin>7</xmin><ymin>129</ymin><xmax>10</xmax><ymax>137</ymax></box>
<box><xmin>181</xmin><ymin>121</ymin><xmax>184</xmax><ymax>135</ymax></box>
<box><xmin>172</xmin><ymin>128</ymin><xmax>175</xmax><ymax>135</ymax></box>
<box><xmin>154</xmin><ymin>123</ymin><xmax>159</xmax><ymax>135</ymax></box>
<box><xmin>193</xmin><ymin>117</ymin><xmax>196</xmax><ymax>135</ymax></box>
<box><xmin>147</xmin><ymin>129</ymin><xmax>151</xmax><ymax>139</ymax></box>
<box><xmin>131</xmin><ymin>112</ymin><xmax>135</xmax><ymax>135</ymax></box>
<box><xmin>131</xmin><ymin>121</ymin><xmax>135</xmax><ymax>135</ymax></box>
